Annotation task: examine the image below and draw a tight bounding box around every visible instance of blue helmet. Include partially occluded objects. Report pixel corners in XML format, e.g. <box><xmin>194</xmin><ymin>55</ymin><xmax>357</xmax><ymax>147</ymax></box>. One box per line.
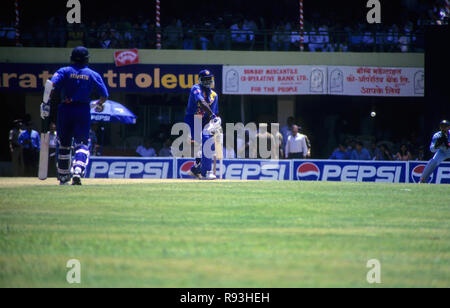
<box><xmin>199</xmin><ymin>69</ymin><xmax>214</xmax><ymax>88</ymax></box>
<box><xmin>71</xmin><ymin>46</ymin><xmax>89</xmax><ymax>64</ymax></box>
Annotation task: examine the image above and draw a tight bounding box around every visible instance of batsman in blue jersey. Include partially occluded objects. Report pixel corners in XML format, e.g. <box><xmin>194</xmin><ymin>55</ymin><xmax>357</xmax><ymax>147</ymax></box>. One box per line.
<box><xmin>420</xmin><ymin>120</ymin><xmax>450</xmax><ymax>183</ymax></box>
<box><xmin>185</xmin><ymin>69</ymin><xmax>221</xmax><ymax>180</ymax></box>
<box><xmin>40</xmin><ymin>46</ymin><xmax>109</xmax><ymax>185</ymax></box>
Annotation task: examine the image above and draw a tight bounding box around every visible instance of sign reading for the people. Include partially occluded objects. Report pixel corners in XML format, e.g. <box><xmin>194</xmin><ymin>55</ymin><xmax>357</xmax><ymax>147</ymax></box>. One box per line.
<box><xmin>223</xmin><ymin>65</ymin><xmax>328</xmax><ymax>95</ymax></box>
<box><xmin>222</xmin><ymin>65</ymin><xmax>424</xmax><ymax>97</ymax></box>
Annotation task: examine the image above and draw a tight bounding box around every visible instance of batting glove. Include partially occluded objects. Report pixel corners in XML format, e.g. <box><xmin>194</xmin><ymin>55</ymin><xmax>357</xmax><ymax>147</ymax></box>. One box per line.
<box><xmin>40</xmin><ymin>102</ymin><xmax>50</xmax><ymax>119</ymax></box>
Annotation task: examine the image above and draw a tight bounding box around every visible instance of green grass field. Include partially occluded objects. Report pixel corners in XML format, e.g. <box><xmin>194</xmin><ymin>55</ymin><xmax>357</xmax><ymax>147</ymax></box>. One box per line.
<box><xmin>0</xmin><ymin>178</ymin><xmax>449</xmax><ymax>288</ymax></box>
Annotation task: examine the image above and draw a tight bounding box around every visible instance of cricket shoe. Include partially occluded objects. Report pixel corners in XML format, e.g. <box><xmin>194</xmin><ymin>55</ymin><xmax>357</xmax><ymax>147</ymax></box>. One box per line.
<box><xmin>202</xmin><ymin>171</ymin><xmax>217</xmax><ymax>180</ymax></box>
<box><xmin>59</xmin><ymin>174</ymin><xmax>71</xmax><ymax>185</ymax></box>
<box><xmin>72</xmin><ymin>167</ymin><xmax>83</xmax><ymax>185</ymax></box>
<box><xmin>188</xmin><ymin>164</ymin><xmax>202</xmax><ymax>179</ymax></box>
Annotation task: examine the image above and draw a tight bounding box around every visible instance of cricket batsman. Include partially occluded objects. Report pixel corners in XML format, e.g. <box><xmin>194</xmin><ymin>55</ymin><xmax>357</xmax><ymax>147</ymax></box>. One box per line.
<box><xmin>184</xmin><ymin>69</ymin><xmax>221</xmax><ymax>180</ymax></box>
<box><xmin>420</xmin><ymin>119</ymin><xmax>450</xmax><ymax>183</ymax></box>
<box><xmin>40</xmin><ymin>46</ymin><xmax>109</xmax><ymax>185</ymax></box>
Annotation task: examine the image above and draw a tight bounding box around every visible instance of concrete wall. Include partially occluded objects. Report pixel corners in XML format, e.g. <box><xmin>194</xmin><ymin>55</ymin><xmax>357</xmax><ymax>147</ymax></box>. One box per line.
<box><xmin>0</xmin><ymin>47</ymin><xmax>424</xmax><ymax>67</ymax></box>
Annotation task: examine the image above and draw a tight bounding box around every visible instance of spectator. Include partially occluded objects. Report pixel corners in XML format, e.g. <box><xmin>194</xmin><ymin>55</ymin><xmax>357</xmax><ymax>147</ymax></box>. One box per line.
<box><xmin>350</xmin><ymin>141</ymin><xmax>371</xmax><ymax>160</ymax></box>
<box><xmin>86</xmin><ymin>21</ymin><xmax>100</xmax><ymax>48</ymax></box>
<box><xmin>349</xmin><ymin>25</ymin><xmax>364</xmax><ymax>51</ymax></box>
<box><xmin>362</xmin><ymin>29</ymin><xmax>375</xmax><ymax>51</ymax></box>
<box><xmin>415</xmin><ymin>146</ymin><xmax>426</xmax><ymax>161</ymax></box>
<box><xmin>136</xmin><ymin>139</ymin><xmax>157</xmax><ymax>157</ymax></box>
<box><xmin>271</xmin><ymin>22</ymin><xmax>290</xmax><ymax>51</ymax></box>
<box><xmin>230</xmin><ymin>20</ymin><xmax>249</xmax><ymax>50</ymax></box>
<box><xmin>398</xmin><ymin>22</ymin><xmax>414</xmax><ymax>52</ymax></box>
<box><xmin>395</xmin><ymin>143</ymin><xmax>413</xmax><ymax>161</ymax></box>
<box><xmin>18</xmin><ymin>122</ymin><xmax>40</xmax><ymax>177</ymax></box>
<box><xmin>290</xmin><ymin>24</ymin><xmax>310</xmax><ymax>51</ymax></box>
<box><xmin>345</xmin><ymin>137</ymin><xmax>356</xmax><ymax>152</ymax></box>
<box><xmin>213</xmin><ymin>23</ymin><xmax>229</xmax><ymax>50</ymax></box>
<box><xmin>66</xmin><ymin>24</ymin><xmax>85</xmax><ymax>48</ymax></box>
<box><xmin>9</xmin><ymin>119</ymin><xmax>24</xmax><ymax>177</ymax></box>
<box><xmin>88</xmin><ymin>127</ymin><xmax>99</xmax><ymax>156</ymax></box>
<box><xmin>183</xmin><ymin>27</ymin><xmax>195</xmax><ymax>50</ymax></box>
<box><xmin>48</xmin><ymin>123</ymin><xmax>58</xmax><ymax>177</ymax></box>
<box><xmin>164</xmin><ymin>18</ymin><xmax>183</xmax><ymax>49</ymax></box>
<box><xmin>285</xmin><ymin>125</ymin><xmax>308</xmax><ymax>159</ymax></box>
<box><xmin>300</xmin><ymin>129</ymin><xmax>312</xmax><ymax>158</ymax></box>
<box><xmin>224</xmin><ymin>136</ymin><xmax>236</xmax><ymax>159</ymax></box>
<box><xmin>308</xmin><ymin>26</ymin><xmax>324</xmax><ymax>51</ymax></box>
<box><xmin>329</xmin><ymin>143</ymin><xmax>350</xmax><ymax>160</ymax></box>
<box><xmin>281</xmin><ymin>116</ymin><xmax>295</xmax><ymax>149</ymax></box>
<box><xmin>376</xmin><ymin>143</ymin><xmax>394</xmax><ymax>161</ymax></box>
<box><xmin>257</xmin><ymin>123</ymin><xmax>277</xmax><ymax>159</ymax></box>
<box><xmin>158</xmin><ymin>138</ymin><xmax>173</xmax><ymax>157</ymax></box>
<box><xmin>369</xmin><ymin>141</ymin><xmax>382</xmax><ymax>160</ymax></box>
<box><xmin>385</xmin><ymin>24</ymin><xmax>400</xmax><ymax>51</ymax></box>
<box><xmin>243</xmin><ymin>18</ymin><xmax>257</xmax><ymax>50</ymax></box>
<box><xmin>273</xmin><ymin>131</ymin><xmax>284</xmax><ymax>160</ymax></box>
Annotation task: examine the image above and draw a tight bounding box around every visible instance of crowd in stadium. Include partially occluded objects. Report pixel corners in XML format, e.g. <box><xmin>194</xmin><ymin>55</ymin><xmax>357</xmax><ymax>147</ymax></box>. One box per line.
<box><xmin>1</xmin><ymin>0</ymin><xmax>448</xmax><ymax>51</ymax></box>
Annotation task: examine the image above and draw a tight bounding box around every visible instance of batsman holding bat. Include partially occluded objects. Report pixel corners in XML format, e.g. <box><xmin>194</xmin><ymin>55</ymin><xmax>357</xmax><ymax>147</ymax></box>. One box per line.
<box><xmin>184</xmin><ymin>69</ymin><xmax>221</xmax><ymax>180</ymax></box>
<box><xmin>40</xmin><ymin>46</ymin><xmax>109</xmax><ymax>185</ymax></box>
<box><xmin>420</xmin><ymin>119</ymin><xmax>450</xmax><ymax>183</ymax></box>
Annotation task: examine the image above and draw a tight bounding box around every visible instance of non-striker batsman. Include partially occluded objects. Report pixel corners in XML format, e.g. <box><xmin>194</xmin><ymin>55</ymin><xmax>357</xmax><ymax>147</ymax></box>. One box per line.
<box><xmin>40</xmin><ymin>46</ymin><xmax>109</xmax><ymax>185</ymax></box>
<box><xmin>184</xmin><ymin>69</ymin><xmax>221</xmax><ymax>180</ymax></box>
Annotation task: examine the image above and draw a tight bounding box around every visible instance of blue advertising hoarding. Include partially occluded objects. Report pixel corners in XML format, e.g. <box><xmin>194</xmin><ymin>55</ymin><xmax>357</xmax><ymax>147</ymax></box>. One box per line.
<box><xmin>292</xmin><ymin>160</ymin><xmax>407</xmax><ymax>183</ymax></box>
<box><xmin>408</xmin><ymin>161</ymin><xmax>450</xmax><ymax>184</ymax></box>
<box><xmin>177</xmin><ymin>158</ymin><xmax>291</xmax><ymax>180</ymax></box>
<box><xmin>0</xmin><ymin>63</ymin><xmax>222</xmax><ymax>93</ymax></box>
<box><xmin>84</xmin><ymin>157</ymin><xmax>450</xmax><ymax>184</ymax></box>
<box><xmin>86</xmin><ymin>157</ymin><xmax>175</xmax><ymax>179</ymax></box>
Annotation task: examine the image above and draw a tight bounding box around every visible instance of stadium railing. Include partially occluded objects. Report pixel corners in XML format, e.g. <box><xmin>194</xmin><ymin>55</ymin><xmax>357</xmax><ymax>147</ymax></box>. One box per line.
<box><xmin>2</xmin><ymin>27</ymin><xmax>425</xmax><ymax>53</ymax></box>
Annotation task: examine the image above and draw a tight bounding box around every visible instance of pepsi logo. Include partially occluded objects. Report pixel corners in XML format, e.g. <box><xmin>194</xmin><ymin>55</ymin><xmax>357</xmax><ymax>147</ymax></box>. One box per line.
<box><xmin>296</xmin><ymin>162</ymin><xmax>321</xmax><ymax>181</ymax></box>
<box><xmin>411</xmin><ymin>164</ymin><xmax>432</xmax><ymax>183</ymax></box>
<box><xmin>179</xmin><ymin>161</ymin><xmax>195</xmax><ymax>177</ymax></box>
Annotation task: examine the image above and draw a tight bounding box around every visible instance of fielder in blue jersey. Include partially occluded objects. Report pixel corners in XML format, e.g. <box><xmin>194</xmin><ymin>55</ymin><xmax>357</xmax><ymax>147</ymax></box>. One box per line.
<box><xmin>40</xmin><ymin>46</ymin><xmax>109</xmax><ymax>185</ymax></box>
<box><xmin>184</xmin><ymin>69</ymin><xmax>220</xmax><ymax>180</ymax></box>
<box><xmin>420</xmin><ymin>120</ymin><xmax>450</xmax><ymax>183</ymax></box>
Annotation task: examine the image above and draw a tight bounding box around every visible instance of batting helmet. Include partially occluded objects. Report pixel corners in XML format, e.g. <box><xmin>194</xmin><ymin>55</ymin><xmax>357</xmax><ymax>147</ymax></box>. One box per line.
<box><xmin>199</xmin><ymin>69</ymin><xmax>214</xmax><ymax>88</ymax></box>
<box><xmin>440</xmin><ymin>120</ymin><xmax>449</xmax><ymax>126</ymax></box>
<box><xmin>71</xmin><ymin>46</ymin><xmax>90</xmax><ymax>64</ymax></box>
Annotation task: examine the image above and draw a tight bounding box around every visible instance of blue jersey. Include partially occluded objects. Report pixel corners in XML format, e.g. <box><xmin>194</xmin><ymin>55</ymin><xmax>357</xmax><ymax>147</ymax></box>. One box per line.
<box><xmin>51</xmin><ymin>65</ymin><xmax>109</xmax><ymax>104</ymax></box>
<box><xmin>351</xmin><ymin>148</ymin><xmax>371</xmax><ymax>160</ymax></box>
<box><xmin>18</xmin><ymin>130</ymin><xmax>40</xmax><ymax>150</ymax></box>
<box><xmin>430</xmin><ymin>130</ymin><xmax>450</xmax><ymax>153</ymax></box>
<box><xmin>186</xmin><ymin>84</ymin><xmax>218</xmax><ymax>117</ymax></box>
<box><xmin>329</xmin><ymin>149</ymin><xmax>350</xmax><ymax>160</ymax></box>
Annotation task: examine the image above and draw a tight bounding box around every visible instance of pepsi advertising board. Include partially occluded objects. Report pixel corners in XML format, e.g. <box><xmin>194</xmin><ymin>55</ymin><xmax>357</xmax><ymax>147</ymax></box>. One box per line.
<box><xmin>177</xmin><ymin>158</ymin><xmax>291</xmax><ymax>180</ymax></box>
<box><xmin>408</xmin><ymin>161</ymin><xmax>450</xmax><ymax>184</ymax></box>
<box><xmin>86</xmin><ymin>157</ymin><xmax>175</xmax><ymax>179</ymax></box>
<box><xmin>83</xmin><ymin>157</ymin><xmax>450</xmax><ymax>184</ymax></box>
<box><xmin>292</xmin><ymin>160</ymin><xmax>407</xmax><ymax>183</ymax></box>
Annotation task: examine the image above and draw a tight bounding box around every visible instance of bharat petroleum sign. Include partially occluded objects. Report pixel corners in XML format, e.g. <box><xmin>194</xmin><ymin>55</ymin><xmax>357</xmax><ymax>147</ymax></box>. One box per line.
<box><xmin>0</xmin><ymin>64</ymin><xmax>221</xmax><ymax>93</ymax></box>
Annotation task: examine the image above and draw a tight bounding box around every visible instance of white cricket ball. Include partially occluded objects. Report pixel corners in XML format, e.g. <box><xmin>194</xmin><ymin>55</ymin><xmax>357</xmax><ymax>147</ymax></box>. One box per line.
<box><xmin>370</xmin><ymin>111</ymin><xmax>376</xmax><ymax>118</ymax></box>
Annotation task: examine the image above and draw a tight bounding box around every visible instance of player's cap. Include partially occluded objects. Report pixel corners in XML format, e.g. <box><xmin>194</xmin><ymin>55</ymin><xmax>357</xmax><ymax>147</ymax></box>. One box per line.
<box><xmin>440</xmin><ymin>119</ymin><xmax>449</xmax><ymax>126</ymax></box>
<box><xmin>71</xmin><ymin>46</ymin><xmax>90</xmax><ymax>64</ymax></box>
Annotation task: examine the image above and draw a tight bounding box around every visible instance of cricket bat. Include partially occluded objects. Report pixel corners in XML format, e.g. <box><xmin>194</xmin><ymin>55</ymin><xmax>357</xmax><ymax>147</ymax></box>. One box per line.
<box><xmin>214</xmin><ymin>130</ymin><xmax>223</xmax><ymax>179</ymax></box>
<box><xmin>38</xmin><ymin>118</ymin><xmax>50</xmax><ymax>180</ymax></box>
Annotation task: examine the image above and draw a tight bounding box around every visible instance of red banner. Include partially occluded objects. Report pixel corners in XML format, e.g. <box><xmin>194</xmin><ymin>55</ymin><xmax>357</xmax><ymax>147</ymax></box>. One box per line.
<box><xmin>114</xmin><ymin>49</ymin><xmax>139</xmax><ymax>67</ymax></box>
